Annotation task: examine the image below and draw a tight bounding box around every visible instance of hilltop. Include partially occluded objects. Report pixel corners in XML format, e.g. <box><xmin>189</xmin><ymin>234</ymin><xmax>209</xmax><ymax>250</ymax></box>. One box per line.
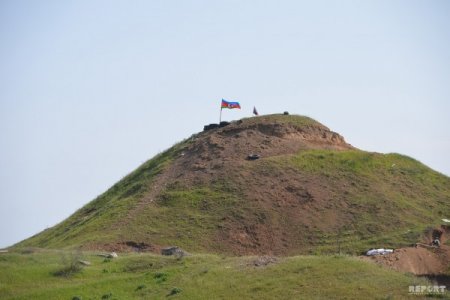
<box><xmin>16</xmin><ymin>114</ymin><xmax>450</xmax><ymax>256</ymax></box>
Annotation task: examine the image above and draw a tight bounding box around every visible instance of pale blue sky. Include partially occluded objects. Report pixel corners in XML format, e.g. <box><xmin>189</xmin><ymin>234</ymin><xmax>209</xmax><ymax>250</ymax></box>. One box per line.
<box><xmin>1</xmin><ymin>0</ymin><xmax>449</xmax><ymax>248</ymax></box>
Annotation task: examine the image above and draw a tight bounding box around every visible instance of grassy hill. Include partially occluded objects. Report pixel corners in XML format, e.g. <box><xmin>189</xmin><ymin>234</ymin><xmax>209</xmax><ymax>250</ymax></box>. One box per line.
<box><xmin>14</xmin><ymin>114</ymin><xmax>450</xmax><ymax>255</ymax></box>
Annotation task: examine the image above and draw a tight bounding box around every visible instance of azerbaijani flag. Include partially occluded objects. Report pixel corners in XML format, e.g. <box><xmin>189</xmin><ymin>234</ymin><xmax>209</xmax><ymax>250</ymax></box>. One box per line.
<box><xmin>221</xmin><ymin>99</ymin><xmax>241</xmax><ymax>109</ymax></box>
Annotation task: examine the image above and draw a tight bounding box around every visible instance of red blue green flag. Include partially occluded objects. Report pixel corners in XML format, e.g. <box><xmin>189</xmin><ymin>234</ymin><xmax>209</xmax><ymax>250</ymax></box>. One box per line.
<box><xmin>221</xmin><ymin>99</ymin><xmax>241</xmax><ymax>109</ymax></box>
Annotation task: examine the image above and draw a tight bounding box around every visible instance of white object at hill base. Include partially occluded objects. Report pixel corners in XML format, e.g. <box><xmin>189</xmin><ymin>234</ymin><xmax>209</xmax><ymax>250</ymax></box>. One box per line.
<box><xmin>442</xmin><ymin>219</ymin><xmax>450</xmax><ymax>223</ymax></box>
<box><xmin>366</xmin><ymin>249</ymin><xmax>394</xmax><ymax>256</ymax></box>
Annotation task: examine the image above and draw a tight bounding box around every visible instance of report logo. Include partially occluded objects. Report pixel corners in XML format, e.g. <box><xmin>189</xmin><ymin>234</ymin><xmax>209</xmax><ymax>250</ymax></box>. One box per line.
<box><xmin>409</xmin><ymin>285</ymin><xmax>446</xmax><ymax>295</ymax></box>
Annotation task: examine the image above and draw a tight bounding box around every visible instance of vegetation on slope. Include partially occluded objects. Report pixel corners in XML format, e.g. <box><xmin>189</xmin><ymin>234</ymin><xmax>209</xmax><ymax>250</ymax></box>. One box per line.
<box><xmin>240</xmin><ymin>114</ymin><xmax>326</xmax><ymax>129</ymax></box>
<box><xmin>16</xmin><ymin>141</ymin><xmax>189</xmax><ymax>249</ymax></box>
<box><xmin>262</xmin><ymin>149</ymin><xmax>450</xmax><ymax>253</ymax></box>
<box><xmin>0</xmin><ymin>250</ymin><xmax>438</xmax><ymax>300</ymax></box>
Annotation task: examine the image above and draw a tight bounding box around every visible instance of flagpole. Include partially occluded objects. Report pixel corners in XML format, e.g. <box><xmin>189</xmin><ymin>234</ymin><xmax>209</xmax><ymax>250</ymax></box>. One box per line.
<box><xmin>219</xmin><ymin>107</ymin><xmax>222</xmax><ymax>124</ymax></box>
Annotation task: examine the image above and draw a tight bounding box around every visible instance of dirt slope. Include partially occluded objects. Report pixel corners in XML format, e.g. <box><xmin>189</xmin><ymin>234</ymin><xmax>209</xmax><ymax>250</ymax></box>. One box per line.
<box><xmin>369</xmin><ymin>246</ymin><xmax>450</xmax><ymax>275</ymax></box>
<box><xmin>15</xmin><ymin>114</ymin><xmax>450</xmax><ymax>256</ymax></box>
<box><xmin>368</xmin><ymin>225</ymin><xmax>450</xmax><ymax>275</ymax></box>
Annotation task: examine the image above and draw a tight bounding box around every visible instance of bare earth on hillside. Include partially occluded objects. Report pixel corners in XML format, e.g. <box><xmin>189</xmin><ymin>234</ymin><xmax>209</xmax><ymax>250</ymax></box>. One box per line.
<box><xmin>109</xmin><ymin>116</ymin><xmax>354</xmax><ymax>254</ymax></box>
<box><xmin>366</xmin><ymin>226</ymin><xmax>450</xmax><ymax>275</ymax></box>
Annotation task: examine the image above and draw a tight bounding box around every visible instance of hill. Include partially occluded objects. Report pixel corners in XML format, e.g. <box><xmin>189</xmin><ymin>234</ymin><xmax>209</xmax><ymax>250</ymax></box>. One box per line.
<box><xmin>15</xmin><ymin>114</ymin><xmax>450</xmax><ymax>255</ymax></box>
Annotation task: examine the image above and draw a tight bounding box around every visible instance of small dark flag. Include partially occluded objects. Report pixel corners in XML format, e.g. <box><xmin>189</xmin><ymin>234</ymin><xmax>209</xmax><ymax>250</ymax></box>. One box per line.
<box><xmin>253</xmin><ymin>106</ymin><xmax>259</xmax><ymax>116</ymax></box>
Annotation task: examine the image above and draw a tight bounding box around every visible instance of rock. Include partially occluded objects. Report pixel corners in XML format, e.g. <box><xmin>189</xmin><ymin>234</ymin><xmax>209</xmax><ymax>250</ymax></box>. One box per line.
<box><xmin>97</xmin><ymin>252</ymin><xmax>118</xmax><ymax>259</ymax></box>
<box><xmin>161</xmin><ymin>246</ymin><xmax>188</xmax><ymax>257</ymax></box>
<box><xmin>78</xmin><ymin>260</ymin><xmax>91</xmax><ymax>266</ymax></box>
<box><xmin>250</xmin><ymin>256</ymin><xmax>278</xmax><ymax>267</ymax></box>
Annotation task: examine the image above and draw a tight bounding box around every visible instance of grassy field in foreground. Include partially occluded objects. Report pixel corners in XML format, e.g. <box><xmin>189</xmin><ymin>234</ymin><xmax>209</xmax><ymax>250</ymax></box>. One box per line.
<box><xmin>0</xmin><ymin>250</ymin><xmax>445</xmax><ymax>300</ymax></box>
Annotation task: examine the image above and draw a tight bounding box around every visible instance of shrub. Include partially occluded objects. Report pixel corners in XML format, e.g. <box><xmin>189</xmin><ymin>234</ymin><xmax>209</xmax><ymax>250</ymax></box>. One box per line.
<box><xmin>101</xmin><ymin>293</ymin><xmax>112</xmax><ymax>299</ymax></box>
<box><xmin>168</xmin><ymin>287</ymin><xmax>182</xmax><ymax>296</ymax></box>
<box><xmin>53</xmin><ymin>250</ymin><xmax>84</xmax><ymax>277</ymax></box>
<box><xmin>154</xmin><ymin>272</ymin><xmax>168</xmax><ymax>283</ymax></box>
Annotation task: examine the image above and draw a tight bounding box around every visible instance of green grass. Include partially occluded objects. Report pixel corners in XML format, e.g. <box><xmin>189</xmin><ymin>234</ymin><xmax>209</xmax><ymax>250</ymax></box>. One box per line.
<box><xmin>0</xmin><ymin>250</ymin><xmax>444</xmax><ymax>300</ymax></box>
<box><xmin>123</xmin><ymin>183</ymin><xmax>242</xmax><ymax>252</ymax></box>
<box><xmin>240</xmin><ymin>113</ymin><xmax>326</xmax><ymax>129</ymax></box>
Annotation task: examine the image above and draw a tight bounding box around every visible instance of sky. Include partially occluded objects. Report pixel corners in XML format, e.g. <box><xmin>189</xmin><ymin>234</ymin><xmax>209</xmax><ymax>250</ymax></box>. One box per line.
<box><xmin>1</xmin><ymin>0</ymin><xmax>449</xmax><ymax>248</ymax></box>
